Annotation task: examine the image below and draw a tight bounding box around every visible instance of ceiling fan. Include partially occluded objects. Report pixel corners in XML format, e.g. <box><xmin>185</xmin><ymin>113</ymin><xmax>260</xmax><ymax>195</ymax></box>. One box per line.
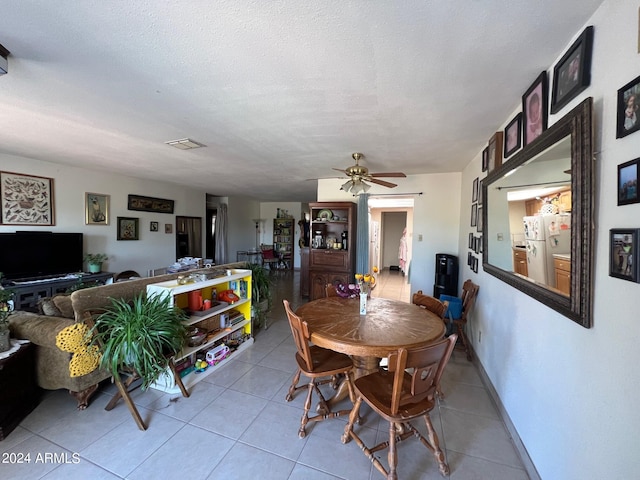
<box><xmin>334</xmin><ymin>153</ymin><xmax>406</xmax><ymax>194</ymax></box>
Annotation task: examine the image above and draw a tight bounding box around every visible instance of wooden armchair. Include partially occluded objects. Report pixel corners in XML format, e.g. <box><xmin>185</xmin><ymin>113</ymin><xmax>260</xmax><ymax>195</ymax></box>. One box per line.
<box><xmin>412</xmin><ymin>290</ymin><xmax>448</xmax><ymax>322</ymax></box>
<box><xmin>342</xmin><ymin>335</ymin><xmax>458</xmax><ymax>478</ymax></box>
<box><xmin>452</xmin><ymin>279</ymin><xmax>479</xmax><ymax>361</ymax></box>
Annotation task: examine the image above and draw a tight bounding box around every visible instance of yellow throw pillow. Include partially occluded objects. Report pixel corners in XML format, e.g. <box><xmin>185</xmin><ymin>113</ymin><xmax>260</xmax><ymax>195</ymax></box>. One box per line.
<box><xmin>55</xmin><ymin>323</ymin><xmax>101</xmax><ymax>377</ymax></box>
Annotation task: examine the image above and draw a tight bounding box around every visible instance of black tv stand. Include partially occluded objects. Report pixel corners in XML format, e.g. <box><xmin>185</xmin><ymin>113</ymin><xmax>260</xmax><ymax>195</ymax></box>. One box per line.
<box><xmin>10</xmin><ymin>272</ymin><xmax>114</xmax><ymax>311</ymax></box>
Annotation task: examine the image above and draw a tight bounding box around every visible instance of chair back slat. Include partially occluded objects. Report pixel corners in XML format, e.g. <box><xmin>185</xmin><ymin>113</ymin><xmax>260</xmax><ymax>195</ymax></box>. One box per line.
<box><xmin>387</xmin><ymin>334</ymin><xmax>457</xmax><ymax>415</ymax></box>
<box><xmin>412</xmin><ymin>290</ymin><xmax>447</xmax><ymax>320</ymax></box>
<box><xmin>460</xmin><ymin>280</ymin><xmax>479</xmax><ymax>322</ymax></box>
<box><xmin>283</xmin><ymin>300</ymin><xmax>314</xmax><ymax>371</ymax></box>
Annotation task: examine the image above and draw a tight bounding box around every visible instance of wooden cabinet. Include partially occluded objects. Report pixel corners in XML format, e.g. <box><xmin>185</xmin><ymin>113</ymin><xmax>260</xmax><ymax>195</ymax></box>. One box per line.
<box><xmin>525</xmin><ymin>198</ymin><xmax>544</xmax><ymax>216</ymax></box>
<box><xmin>554</xmin><ymin>257</ymin><xmax>571</xmax><ymax>296</ymax></box>
<box><xmin>513</xmin><ymin>248</ymin><xmax>528</xmax><ymax>277</ymax></box>
<box><xmin>558</xmin><ymin>190</ymin><xmax>572</xmax><ymax>213</ymax></box>
<box><xmin>273</xmin><ymin>217</ymin><xmax>294</xmax><ymax>269</ymax></box>
<box><xmin>146</xmin><ymin>269</ymin><xmax>253</xmax><ymax>393</ymax></box>
<box><xmin>308</xmin><ymin>202</ymin><xmax>356</xmax><ymax>300</ymax></box>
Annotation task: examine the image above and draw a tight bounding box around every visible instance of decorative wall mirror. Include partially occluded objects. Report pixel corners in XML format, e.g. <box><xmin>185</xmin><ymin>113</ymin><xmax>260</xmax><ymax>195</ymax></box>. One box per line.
<box><xmin>482</xmin><ymin>97</ymin><xmax>593</xmax><ymax>328</ymax></box>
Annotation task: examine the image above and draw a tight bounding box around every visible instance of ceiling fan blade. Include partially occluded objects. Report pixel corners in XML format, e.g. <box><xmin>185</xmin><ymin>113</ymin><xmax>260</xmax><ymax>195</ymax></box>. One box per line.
<box><xmin>332</xmin><ymin>168</ymin><xmax>348</xmax><ymax>173</ymax></box>
<box><xmin>369</xmin><ymin>178</ymin><xmax>398</xmax><ymax>188</ymax></box>
<box><xmin>370</xmin><ymin>172</ymin><xmax>406</xmax><ymax>178</ymax></box>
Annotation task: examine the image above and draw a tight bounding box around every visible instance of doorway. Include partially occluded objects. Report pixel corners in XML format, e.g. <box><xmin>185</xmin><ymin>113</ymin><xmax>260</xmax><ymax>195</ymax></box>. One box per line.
<box><xmin>175</xmin><ymin>216</ymin><xmax>202</xmax><ymax>259</ymax></box>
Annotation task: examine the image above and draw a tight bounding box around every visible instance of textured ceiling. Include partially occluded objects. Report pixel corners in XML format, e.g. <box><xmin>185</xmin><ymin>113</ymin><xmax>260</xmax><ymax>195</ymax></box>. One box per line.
<box><xmin>0</xmin><ymin>1</ymin><xmax>603</xmax><ymax>202</ymax></box>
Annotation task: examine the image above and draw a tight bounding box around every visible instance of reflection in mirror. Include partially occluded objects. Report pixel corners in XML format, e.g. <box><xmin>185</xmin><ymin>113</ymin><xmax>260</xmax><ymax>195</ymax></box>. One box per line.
<box><xmin>482</xmin><ymin>98</ymin><xmax>593</xmax><ymax>328</ymax></box>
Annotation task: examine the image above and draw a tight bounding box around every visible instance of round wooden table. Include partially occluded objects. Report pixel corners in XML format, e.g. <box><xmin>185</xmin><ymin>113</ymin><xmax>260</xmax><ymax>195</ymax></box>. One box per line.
<box><xmin>296</xmin><ymin>296</ymin><xmax>446</xmax><ymax>408</ymax></box>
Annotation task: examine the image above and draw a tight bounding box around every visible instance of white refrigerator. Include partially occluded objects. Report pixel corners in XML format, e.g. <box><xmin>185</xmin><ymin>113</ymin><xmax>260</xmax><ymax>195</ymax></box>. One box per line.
<box><xmin>523</xmin><ymin>214</ymin><xmax>571</xmax><ymax>288</ymax></box>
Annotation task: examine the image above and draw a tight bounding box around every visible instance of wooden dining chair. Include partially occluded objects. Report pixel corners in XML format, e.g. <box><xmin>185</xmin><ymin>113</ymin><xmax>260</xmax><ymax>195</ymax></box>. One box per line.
<box><xmin>282</xmin><ymin>299</ymin><xmax>357</xmax><ymax>438</ymax></box>
<box><xmin>342</xmin><ymin>334</ymin><xmax>457</xmax><ymax>479</ymax></box>
<box><xmin>452</xmin><ymin>279</ymin><xmax>479</xmax><ymax>361</ymax></box>
<box><xmin>325</xmin><ymin>283</ymin><xmax>338</xmax><ymax>297</ymax></box>
<box><xmin>412</xmin><ymin>290</ymin><xmax>448</xmax><ymax>322</ymax></box>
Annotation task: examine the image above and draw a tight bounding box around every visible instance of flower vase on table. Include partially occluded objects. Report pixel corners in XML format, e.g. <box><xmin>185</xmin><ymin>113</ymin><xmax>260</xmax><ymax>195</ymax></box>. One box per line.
<box><xmin>355</xmin><ymin>271</ymin><xmax>376</xmax><ymax>315</ymax></box>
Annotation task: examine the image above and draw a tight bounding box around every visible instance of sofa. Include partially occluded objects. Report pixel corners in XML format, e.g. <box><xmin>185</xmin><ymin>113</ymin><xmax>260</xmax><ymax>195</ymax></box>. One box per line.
<box><xmin>9</xmin><ymin>262</ymin><xmax>245</xmax><ymax>409</ymax></box>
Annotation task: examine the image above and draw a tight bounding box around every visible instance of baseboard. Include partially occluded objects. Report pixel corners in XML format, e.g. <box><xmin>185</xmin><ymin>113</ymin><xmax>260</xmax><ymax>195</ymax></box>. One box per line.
<box><xmin>470</xmin><ymin>347</ymin><xmax>541</xmax><ymax>480</ymax></box>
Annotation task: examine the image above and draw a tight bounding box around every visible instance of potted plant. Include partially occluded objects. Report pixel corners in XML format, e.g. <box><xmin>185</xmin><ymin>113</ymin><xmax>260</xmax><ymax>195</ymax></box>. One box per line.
<box><xmin>84</xmin><ymin>253</ymin><xmax>108</xmax><ymax>273</ymax></box>
<box><xmin>0</xmin><ymin>276</ymin><xmax>14</xmax><ymax>352</ymax></box>
<box><xmin>245</xmin><ymin>262</ymin><xmax>273</xmax><ymax>330</ymax></box>
<box><xmin>89</xmin><ymin>292</ymin><xmax>187</xmax><ymax>389</ymax></box>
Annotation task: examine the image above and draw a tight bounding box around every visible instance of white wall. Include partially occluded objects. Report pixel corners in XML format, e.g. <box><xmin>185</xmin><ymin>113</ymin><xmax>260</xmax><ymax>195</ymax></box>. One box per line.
<box><xmin>460</xmin><ymin>2</ymin><xmax>640</xmax><ymax>478</ymax></box>
<box><xmin>318</xmin><ymin>173</ymin><xmax>461</xmax><ymax>293</ymax></box>
<box><xmin>0</xmin><ymin>153</ymin><xmax>208</xmax><ymax>276</ymax></box>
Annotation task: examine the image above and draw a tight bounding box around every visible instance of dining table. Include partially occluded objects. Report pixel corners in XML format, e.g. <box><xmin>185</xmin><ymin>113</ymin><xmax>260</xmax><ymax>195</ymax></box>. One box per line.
<box><xmin>295</xmin><ymin>295</ymin><xmax>446</xmax><ymax>409</ymax></box>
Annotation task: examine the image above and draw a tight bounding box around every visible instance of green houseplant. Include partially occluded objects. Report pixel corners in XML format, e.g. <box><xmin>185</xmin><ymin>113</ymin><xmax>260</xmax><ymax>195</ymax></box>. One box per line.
<box><xmin>245</xmin><ymin>262</ymin><xmax>273</xmax><ymax>329</ymax></box>
<box><xmin>89</xmin><ymin>292</ymin><xmax>187</xmax><ymax>389</ymax></box>
<box><xmin>84</xmin><ymin>253</ymin><xmax>108</xmax><ymax>273</ymax></box>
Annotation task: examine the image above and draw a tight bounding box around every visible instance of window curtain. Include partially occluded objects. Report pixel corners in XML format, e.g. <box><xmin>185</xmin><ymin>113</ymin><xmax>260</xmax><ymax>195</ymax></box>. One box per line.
<box><xmin>214</xmin><ymin>203</ymin><xmax>228</xmax><ymax>264</ymax></box>
<box><xmin>356</xmin><ymin>194</ymin><xmax>369</xmax><ymax>274</ymax></box>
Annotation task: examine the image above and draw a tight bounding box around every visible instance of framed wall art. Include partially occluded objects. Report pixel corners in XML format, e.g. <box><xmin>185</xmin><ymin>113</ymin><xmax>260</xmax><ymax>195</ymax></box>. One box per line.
<box><xmin>618</xmin><ymin>158</ymin><xmax>639</xmax><ymax>206</ymax></box>
<box><xmin>472</xmin><ymin>177</ymin><xmax>479</xmax><ymax>202</ymax></box>
<box><xmin>522</xmin><ymin>71</ymin><xmax>548</xmax><ymax>147</ymax></box>
<box><xmin>551</xmin><ymin>26</ymin><xmax>594</xmax><ymax>114</ymax></box>
<box><xmin>487</xmin><ymin>132</ymin><xmax>503</xmax><ymax>172</ymax></box>
<box><xmin>504</xmin><ymin>113</ymin><xmax>522</xmax><ymax>159</ymax></box>
<box><xmin>85</xmin><ymin>192</ymin><xmax>109</xmax><ymax>225</ymax></box>
<box><xmin>117</xmin><ymin>217</ymin><xmax>139</xmax><ymax>240</ymax></box>
<box><xmin>150</xmin><ymin>221</ymin><xmax>159</xmax><ymax>232</ymax></box>
<box><xmin>616</xmin><ymin>74</ymin><xmax>640</xmax><ymax>138</ymax></box>
<box><xmin>470</xmin><ymin>203</ymin><xmax>478</xmax><ymax>227</ymax></box>
<box><xmin>477</xmin><ymin>205</ymin><xmax>483</xmax><ymax>233</ymax></box>
<box><xmin>609</xmin><ymin>229</ymin><xmax>639</xmax><ymax>282</ymax></box>
<box><xmin>165</xmin><ymin>223</ymin><xmax>173</xmax><ymax>234</ymax></box>
<box><xmin>127</xmin><ymin>194</ymin><xmax>174</xmax><ymax>214</ymax></box>
<box><xmin>482</xmin><ymin>147</ymin><xmax>489</xmax><ymax>172</ymax></box>
<box><xmin>469</xmin><ymin>232</ymin><xmax>474</xmax><ymax>249</ymax></box>
<box><xmin>0</xmin><ymin>171</ymin><xmax>54</xmax><ymax>225</ymax></box>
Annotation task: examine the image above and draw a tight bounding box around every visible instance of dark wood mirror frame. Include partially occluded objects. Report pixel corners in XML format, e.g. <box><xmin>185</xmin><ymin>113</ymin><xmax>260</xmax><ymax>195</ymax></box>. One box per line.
<box><xmin>482</xmin><ymin>97</ymin><xmax>593</xmax><ymax>328</ymax></box>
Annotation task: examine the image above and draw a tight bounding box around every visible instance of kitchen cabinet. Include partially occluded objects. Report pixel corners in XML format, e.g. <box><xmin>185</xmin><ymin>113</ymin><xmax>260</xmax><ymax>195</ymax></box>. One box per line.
<box><xmin>308</xmin><ymin>202</ymin><xmax>356</xmax><ymax>300</ymax></box>
<box><xmin>554</xmin><ymin>257</ymin><xmax>571</xmax><ymax>296</ymax></box>
<box><xmin>513</xmin><ymin>248</ymin><xmax>528</xmax><ymax>277</ymax></box>
<box><xmin>558</xmin><ymin>190</ymin><xmax>572</xmax><ymax>213</ymax></box>
<box><xmin>146</xmin><ymin>269</ymin><xmax>253</xmax><ymax>393</ymax></box>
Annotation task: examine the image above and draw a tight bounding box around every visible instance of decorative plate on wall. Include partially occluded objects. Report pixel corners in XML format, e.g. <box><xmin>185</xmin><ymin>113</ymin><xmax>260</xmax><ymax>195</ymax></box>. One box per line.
<box><xmin>317</xmin><ymin>209</ymin><xmax>333</xmax><ymax>221</ymax></box>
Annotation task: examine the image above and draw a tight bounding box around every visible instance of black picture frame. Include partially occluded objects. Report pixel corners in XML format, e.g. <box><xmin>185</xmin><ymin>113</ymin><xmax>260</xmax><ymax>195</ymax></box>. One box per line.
<box><xmin>478</xmin><ymin>179</ymin><xmax>483</xmax><ymax>206</ymax></box>
<box><xmin>479</xmin><ymin>235</ymin><xmax>483</xmax><ymax>253</ymax></box>
<box><xmin>150</xmin><ymin>221</ymin><xmax>159</xmax><ymax>232</ymax></box>
<box><xmin>487</xmin><ymin>132</ymin><xmax>503</xmax><ymax>173</ymax></box>
<box><xmin>551</xmin><ymin>26</ymin><xmax>594</xmax><ymax>114</ymax></box>
<box><xmin>469</xmin><ymin>232</ymin><xmax>474</xmax><ymax>249</ymax></box>
<box><xmin>467</xmin><ymin>252</ymin><xmax>472</xmax><ymax>266</ymax></box>
<box><xmin>472</xmin><ymin>177</ymin><xmax>479</xmax><ymax>202</ymax></box>
<box><xmin>117</xmin><ymin>217</ymin><xmax>139</xmax><ymax>240</ymax></box>
<box><xmin>618</xmin><ymin>158</ymin><xmax>639</xmax><ymax>206</ymax></box>
<box><xmin>472</xmin><ymin>256</ymin><xmax>478</xmax><ymax>273</ymax></box>
<box><xmin>482</xmin><ymin>147</ymin><xmax>489</xmax><ymax>172</ymax></box>
<box><xmin>504</xmin><ymin>113</ymin><xmax>522</xmax><ymax>159</ymax></box>
<box><xmin>471</xmin><ymin>203</ymin><xmax>478</xmax><ymax>227</ymax></box>
<box><xmin>610</xmin><ymin>229</ymin><xmax>639</xmax><ymax>282</ymax></box>
<box><xmin>616</xmin><ymin>74</ymin><xmax>640</xmax><ymax>139</ymax></box>
<box><xmin>127</xmin><ymin>194</ymin><xmax>175</xmax><ymax>214</ymax></box>
<box><xmin>473</xmin><ymin>236</ymin><xmax>479</xmax><ymax>254</ymax></box>
<box><xmin>522</xmin><ymin>71</ymin><xmax>549</xmax><ymax>147</ymax></box>
<box><xmin>477</xmin><ymin>206</ymin><xmax>483</xmax><ymax>233</ymax></box>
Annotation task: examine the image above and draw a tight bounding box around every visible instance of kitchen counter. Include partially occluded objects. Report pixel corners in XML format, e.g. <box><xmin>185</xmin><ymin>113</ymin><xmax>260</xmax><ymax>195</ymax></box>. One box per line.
<box><xmin>552</xmin><ymin>253</ymin><xmax>571</xmax><ymax>261</ymax></box>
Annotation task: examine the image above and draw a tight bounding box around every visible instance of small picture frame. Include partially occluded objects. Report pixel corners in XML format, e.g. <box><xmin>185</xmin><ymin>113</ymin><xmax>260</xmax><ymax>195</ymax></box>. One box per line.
<box><xmin>477</xmin><ymin>205</ymin><xmax>483</xmax><ymax>233</ymax></box>
<box><xmin>503</xmin><ymin>113</ymin><xmax>522</xmax><ymax>159</ymax></box>
<box><xmin>618</xmin><ymin>158</ymin><xmax>639</xmax><ymax>206</ymax></box>
<box><xmin>472</xmin><ymin>256</ymin><xmax>478</xmax><ymax>273</ymax></box>
<box><xmin>165</xmin><ymin>223</ymin><xmax>173</xmax><ymax>234</ymax></box>
<box><xmin>616</xmin><ymin>74</ymin><xmax>640</xmax><ymax>139</ymax></box>
<box><xmin>473</xmin><ymin>236</ymin><xmax>479</xmax><ymax>254</ymax></box>
<box><xmin>85</xmin><ymin>192</ymin><xmax>109</xmax><ymax>225</ymax></box>
<box><xmin>610</xmin><ymin>229</ymin><xmax>638</xmax><ymax>282</ymax></box>
<box><xmin>469</xmin><ymin>232</ymin><xmax>474</xmax><ymax>249</ymax></box>
<box><xmin>150</xmin><ymin>221</ymin><xmax>159</xmax><ymax>232</ymax></box>
<box><xmin>0</xmin><ymin>171</ymin><xmax>55</xmax><ymax>225</ymax></box>
<box><xmin>471</xmin><ymin>203</ymin><xmax>478</xmax><ymax>227</ymax></box>
<box><xmin>482</xmin><ymin>147</ymin><xmax>489</xmax><ymax>172</ymax></box>
<box><xmin>472</xmin><ymin>177</ymin><xmax>479</xmax><ymax>202</ymax></box>
<box><xmin>467</xmin><ymin>252</ymin><xmax>472</xmax><ymax>266</ymax></box>
<box><xmin>487</xmin><ymin>132</ymin><xmax>503</xmax><ymax>173</ymax></box>
<box><xmin>478</xmin><ymin>179</ymin><xmax>483</xmax><ymax>206</ymax></box>
<box><xmin>551</xmin><ymin>26</ymin><xmax>594</xmax><ymax>114</ymax></box>
<box><xmin>117</xmin><ymin>217</ymin><xmax>139</xmax><ymax>240</ymax></box>
<box><xmin>479</xmin><ymin>235</ymin><xmax>483</xmax><ymax>253</ymax></box>
<box><xmin>522</xmin><ymin>71</ymin><xmax>549</xmax><ymax>147</ymax></box>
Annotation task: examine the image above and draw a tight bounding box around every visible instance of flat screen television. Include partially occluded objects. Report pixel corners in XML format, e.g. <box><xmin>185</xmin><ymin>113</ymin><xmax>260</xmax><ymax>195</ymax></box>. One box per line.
<box><xmin>0</xmin><ymin>232</ymin><xmax>84</xmax><ymax>281</ymax></box>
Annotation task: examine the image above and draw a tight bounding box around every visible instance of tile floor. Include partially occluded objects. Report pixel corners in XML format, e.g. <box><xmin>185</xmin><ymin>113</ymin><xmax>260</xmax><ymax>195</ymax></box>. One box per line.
<box><xmin>1</xmin><ymin>269</ymin><xmax>529</xmax><ymax>479</ymax></box>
